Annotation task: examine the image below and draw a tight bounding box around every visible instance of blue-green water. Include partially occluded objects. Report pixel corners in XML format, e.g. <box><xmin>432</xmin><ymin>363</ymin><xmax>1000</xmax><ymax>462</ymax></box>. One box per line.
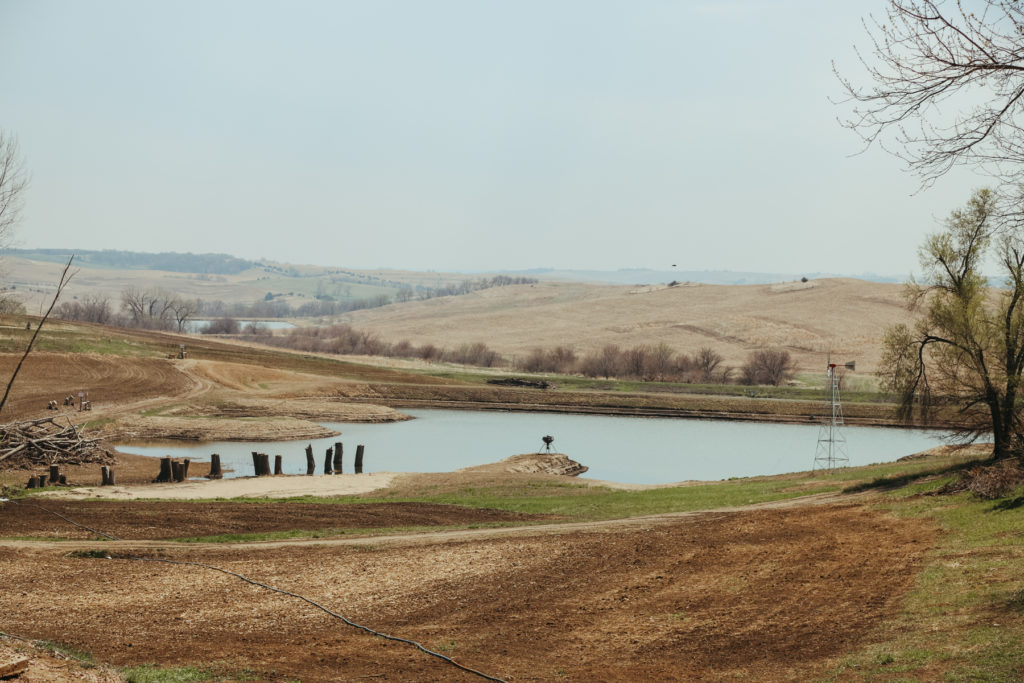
<box><xmin>117</xmin><ymin>409</ymin><xmax>946</xmax><ymax>485</ymax></box>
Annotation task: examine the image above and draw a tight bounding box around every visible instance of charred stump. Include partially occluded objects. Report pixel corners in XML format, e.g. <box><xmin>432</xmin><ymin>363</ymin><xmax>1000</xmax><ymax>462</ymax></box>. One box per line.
<box><xmin>305</xmin><ymin>444</ymin><xmax>315</xmax><ymax>475</ymax></box>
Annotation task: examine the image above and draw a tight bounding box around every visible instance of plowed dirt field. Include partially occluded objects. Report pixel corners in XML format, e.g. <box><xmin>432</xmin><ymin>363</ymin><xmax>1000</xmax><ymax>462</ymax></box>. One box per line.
<box><xmin>0</xmin><ymin>502</ymin><xmax>934</xmax><ymax>681</ymax></box>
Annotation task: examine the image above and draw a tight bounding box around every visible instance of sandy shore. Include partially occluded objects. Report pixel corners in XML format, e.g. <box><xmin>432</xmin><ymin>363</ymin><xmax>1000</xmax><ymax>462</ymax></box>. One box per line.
<box><xmin>41</xmin><ymin>472</ymin><xmax>399</xmax><ymax>500</ymax></box>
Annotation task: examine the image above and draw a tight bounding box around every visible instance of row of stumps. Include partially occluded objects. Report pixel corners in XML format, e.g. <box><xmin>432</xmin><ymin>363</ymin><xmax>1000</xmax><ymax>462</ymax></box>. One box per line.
<box><xmin>25</xmin><ymin>464</ymin><xmax>116</xmax><ymax>488</ymax></box>
<box><xmin>153</xmin><ymin>457</ymin><xmax>190</xmax><ymax>483</ymax></box>
<box><xmin>149</xmin><ymin>443</ymin><xmax>368</xmax><ymax>482</ymax></box>
<box><xmin>295</xmin><ymin>441</ymin><xmax>365</xmax><ymax>477</ymax></box>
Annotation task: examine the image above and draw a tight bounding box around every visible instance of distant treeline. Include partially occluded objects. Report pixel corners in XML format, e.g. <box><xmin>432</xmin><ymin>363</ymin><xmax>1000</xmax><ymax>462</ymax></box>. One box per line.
<box><xmin>202</xmin><ymin>275</ymin><xmax>538</xmax><ymax>318</ymax></box>
<box><xmin>10</xmin><ymin>249</ymin><xmax>254</xmax><ymax>274</ymax></box>
<box><xmin>251</xmin><ymin>323</ymin><xmax>796</xmax><ymax>386</ymax></box>
<box><xmin>54</xmin><ymin>275</ymin><xmax>539</xmax><ymax>329</ymax></box>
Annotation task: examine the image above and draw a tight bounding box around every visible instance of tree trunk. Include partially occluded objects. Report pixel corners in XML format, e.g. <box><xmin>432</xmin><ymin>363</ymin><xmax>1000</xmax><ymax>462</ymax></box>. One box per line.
<box><xmin>208</xmin><ymin>453</ymin><xmax>222</xmax><ymax>479</ymax></box>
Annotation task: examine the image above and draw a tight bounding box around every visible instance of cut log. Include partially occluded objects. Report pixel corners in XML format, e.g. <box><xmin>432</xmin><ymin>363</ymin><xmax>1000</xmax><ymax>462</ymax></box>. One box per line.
<box><xmin>0</xmin><ymin>653</ymin><xmax>30</xmax><ymax>678</ymax></box>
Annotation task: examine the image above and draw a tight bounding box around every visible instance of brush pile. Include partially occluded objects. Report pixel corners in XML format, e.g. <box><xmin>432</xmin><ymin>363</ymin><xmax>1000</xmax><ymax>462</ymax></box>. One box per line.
<box><xmin>0</xmin><ymin>416</ymin><xmax>114</xmax><ymax>469</ymax></box>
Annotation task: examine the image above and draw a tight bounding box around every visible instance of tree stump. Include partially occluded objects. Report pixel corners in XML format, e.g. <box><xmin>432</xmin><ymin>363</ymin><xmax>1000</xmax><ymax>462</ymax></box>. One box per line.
<box><xmin>37</xmin><ymin>474</ymin><xmax>47</xmax><ymax>487</ymax></box>
<box><xmin>58</xmin><ymin>474</ymin><xmax>67</xmax><ymax>485</ymax></box>
<box><xmin>101</xmin><ymin>466</ymin><xmax>111</xmax><ymax>486</ymax></box>
<box><xmin>251</xmin><ymin>451</ymin><xmax>261</xmax><ymax>476</ymax></box>
<box><xmin>181</xmin><ymin>458</ymin><xmax>190</xmax><ymax>480</ymax></box>
<box><xmin>274</xmin><ymin>454</ymin><xmax>283</xmax><ymax>475</ymax></box>
<box><xmin>155</xmin><ymin>457</ymin><xmax>173</xmax><ymax>483</ymax></box>
<box><xmin>333</xmin><ymin>442</ymin><xmax>343</xmax><ymax>474</ymax></box>
<box><xmin>26</xmin><ymin>475</ymin><xmax>39</xmax><ymax>489</ymax></box>
<box><xmin>355</xmin><ymin>445</ymin><xmax>365</xmax><ymax>474</ymax></box>
<box><xmin>258</xmin><ymin>453</ymin><xmax>271</xmax><ymax>476</ymax></box>
<box><xmin>305</xmin><ymin>444</ymin><xmax>315</xmax><ymax>475</ymax></box>
<box><xmin>324</xmin><ymin>447</ymin><xmax>333</xmax><ymax>475</ymax></box>
<box><xmin>172</xmin><ymin>461</ymin><xmax>185</xmax><ymax>482</ymax></box>
<box><xmin>49</xmin><ymin>465</ymin><xmax>60</xmax><ymax>485</ymax></box>
<box><xmin>208</xmin><ymin>453</ymin><xmax>222</xmax><ymax>479</ymax></box>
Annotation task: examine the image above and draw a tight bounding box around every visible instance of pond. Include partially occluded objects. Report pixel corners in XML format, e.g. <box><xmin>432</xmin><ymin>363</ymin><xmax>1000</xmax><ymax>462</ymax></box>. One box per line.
<box><xmin>184</xmin><ymin>319</ymin><xmax>296</xmax><ymax>334</ymax></box>
<box><xmin>118</xmin><ymin>409</ymin><xmax>947</xmax><ymax>485</ymax></box>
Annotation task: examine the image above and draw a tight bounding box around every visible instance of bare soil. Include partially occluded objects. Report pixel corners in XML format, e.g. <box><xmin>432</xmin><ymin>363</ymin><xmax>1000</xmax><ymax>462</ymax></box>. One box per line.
<box><xmin>0</xmin><ymin>502</ymin><xmax>934</xmax><ymax>681</ymax></box>
<box><xmin>0</xmin><ymin>500</ymin><xmax>549</xmax><ymax>540</ymax></box>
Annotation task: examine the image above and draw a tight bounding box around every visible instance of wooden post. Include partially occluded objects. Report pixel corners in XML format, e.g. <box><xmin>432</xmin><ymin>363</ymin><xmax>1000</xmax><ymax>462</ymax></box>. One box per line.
<box><xmin>181</xmin><ymin>458</ymin><xmax>190</xmax><ymax>480</ymax></box>
<box><xmin>355</xmin><ymin>445</ymin><xmax>364</xmax><ymax>474</ymax></box>
<box><xmin>259</xmin><ymin>453</ymin><xmax>271</xmax><ymax>476</ymax></box>
<box><xmin>101</xmin><ymin>466</ymin><xmax>110</xmax><ymax>486</ymax></box>
<box><xmin>49</xmin><ymin>465</ymin><xmax>60</xmax><ymax>484</ymax></box>
<box><xmin>172</xmin><ymin>461</ymin><xmax>184</xmax><ymax>482</ymax></box>
<box><xmin>252</xmin><ymin>451</ymin><xmax>261</xmax><ymax>476</ymax></box>
<box><xmin>324</xmin><ymin>447</ymin><xmax>333</xmax><ymax>475</ymax></box>
<box><xmin>155</xmin><ymin>457</ymin><xmax>173</xmax><ymax>483</ymax></box>
<box><xmin>208</xmin><ymin>453</ymin><xmax>222</xmax><ymax>479</ymax></box>
<box><xmin>305</xmin><ymin>444</ymin><xmax>315</xmax><ymax>475</ymax></box>
<box><xmin>333</xmin><ymin>442</ymin><xmax>343</xmax><ymax>474</ymax></box>
<box><xmin>105</xmin><ymin>469</ymin><xmax>115</xmax><ymax>486</ymax></box>
<box><xmin>274</xmin><ymin>454</ymin><xmax>283</xmax><ymax>475</ymax></box>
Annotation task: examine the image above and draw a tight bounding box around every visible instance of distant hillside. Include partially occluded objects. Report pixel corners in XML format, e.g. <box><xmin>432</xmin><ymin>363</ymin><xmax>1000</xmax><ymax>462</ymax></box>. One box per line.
<box><xmin>513</xmin><ymin>268</ymin><xmax>903</xmax><ymax>286</ymax></box>
<box><xmin>8</xmin><ymin>249</ymin><xmax>255</xmax><ymax>275</ymax></box>
<box><xmin>341</xmin><ymin>278</ymin><xmax>906</xmax><ymax>375</ymax></box>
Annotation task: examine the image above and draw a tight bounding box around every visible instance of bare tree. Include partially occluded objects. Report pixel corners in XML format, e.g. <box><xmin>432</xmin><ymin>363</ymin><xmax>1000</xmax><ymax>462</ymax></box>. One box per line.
<box><xmin>0</xmin><ymin>130</ymin><xmax>28</xmax><ymax>248</ymax></box>
<box><xmin>694</xmin><ymin>346</ymin><xmax>726</xmax><ymax>383</ymax></box>
<box><xmin>169</xmin><ymin>297</ymin><xmax>198</xmax><ymax>332</ymax></box>
<box><xmin>837</xmin><ymin>1</ymin><xmax>1024</xmax><ymax>187</ymax></box>
<box><xmin>0</xmin><ymin>256</ymin><xmax>75</xmax><ymax>416</ymax></box>
<box><xmin>741</xmin><ymin>349</ymin><xmax>796</xmax><ymax>386</ymax></box>
<box><xmin>580</xmin><ymin>344</ymin><xmax>622</xmax><ymax>379</ymax></box>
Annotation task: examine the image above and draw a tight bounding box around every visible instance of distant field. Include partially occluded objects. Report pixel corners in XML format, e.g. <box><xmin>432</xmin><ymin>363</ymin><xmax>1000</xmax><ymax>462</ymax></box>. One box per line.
<box><xmin>342</xmin><ymin>277</ymin><xmax>907</xmax><ymax>374</ymax></box>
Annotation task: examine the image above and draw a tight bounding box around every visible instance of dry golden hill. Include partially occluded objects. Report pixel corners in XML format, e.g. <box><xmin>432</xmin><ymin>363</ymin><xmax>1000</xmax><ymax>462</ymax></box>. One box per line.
<box><xmin>341</xmin><ymin>278</ymin><xmax>906</xmax><ymax>374</ymax></box>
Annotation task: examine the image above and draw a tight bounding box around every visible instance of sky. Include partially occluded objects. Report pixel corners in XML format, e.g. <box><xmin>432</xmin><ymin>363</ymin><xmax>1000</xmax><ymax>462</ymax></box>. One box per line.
<box><xmin>0</xmin><ymin>1</ymin><xmax>982</xmax><ymax>276</ymax></box>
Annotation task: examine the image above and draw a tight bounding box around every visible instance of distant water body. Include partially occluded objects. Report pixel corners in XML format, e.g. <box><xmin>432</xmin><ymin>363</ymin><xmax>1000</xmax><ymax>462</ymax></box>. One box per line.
<box><xmin>119</xmin><ymin>409</ymin><xmax>946</xmax><ymax>485</ymax></box>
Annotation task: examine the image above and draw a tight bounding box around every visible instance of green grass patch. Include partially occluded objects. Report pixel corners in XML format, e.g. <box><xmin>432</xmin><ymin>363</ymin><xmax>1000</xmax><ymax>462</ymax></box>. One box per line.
<box><xmin>821</xmin><ymin>467</ymin><xmax>1024</xmax><ymax>681</ymax></box>
<box><xmin>122</xmin><ymin>665</ymin><xmax>215</xmax><ymax>682</ymax></box>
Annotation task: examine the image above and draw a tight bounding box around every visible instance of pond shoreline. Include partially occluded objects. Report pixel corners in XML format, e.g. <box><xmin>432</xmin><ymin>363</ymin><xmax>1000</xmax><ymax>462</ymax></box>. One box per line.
<box><xmin>354</xmin><ymin>397</ymin><xmax>931</xmax><ymax>429</ymax></box>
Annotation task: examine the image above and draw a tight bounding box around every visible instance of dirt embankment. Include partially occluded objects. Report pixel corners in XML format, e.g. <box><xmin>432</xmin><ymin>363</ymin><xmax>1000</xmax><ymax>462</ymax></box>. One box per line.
<box><xmin>0</xmin><ymin>353</ymin><xmax>409</xmax><ymax>447</ymax></box>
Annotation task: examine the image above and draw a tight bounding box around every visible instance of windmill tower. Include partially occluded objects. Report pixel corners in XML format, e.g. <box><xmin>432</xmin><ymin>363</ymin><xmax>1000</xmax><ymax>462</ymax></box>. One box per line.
<box><xmin>813</xmin><ymin>357</ymin><xmax>855</xmax><ymax>470</ymax></box>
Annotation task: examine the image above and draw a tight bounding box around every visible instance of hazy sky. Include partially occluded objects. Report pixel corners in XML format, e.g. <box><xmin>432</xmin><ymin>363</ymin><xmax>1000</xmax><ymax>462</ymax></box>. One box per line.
<box><xmin>0</xmin><ymin>1</ymin><xmax>980</xmax><ymax>276</ymax></box>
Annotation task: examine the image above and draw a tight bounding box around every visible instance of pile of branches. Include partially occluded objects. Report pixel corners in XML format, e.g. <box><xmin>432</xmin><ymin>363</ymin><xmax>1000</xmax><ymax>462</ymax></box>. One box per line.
<box><xmin>0</xmin><ymin>416</ymin><xmax>114</xmax><ymax>470</ymax></box>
